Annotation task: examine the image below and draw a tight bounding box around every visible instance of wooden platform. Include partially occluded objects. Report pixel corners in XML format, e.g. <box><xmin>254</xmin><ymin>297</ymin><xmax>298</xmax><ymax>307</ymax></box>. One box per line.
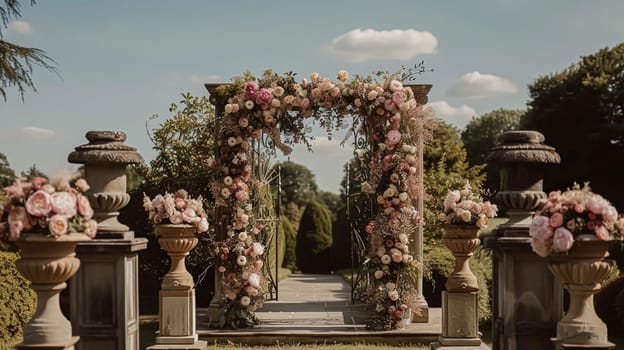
<box><xmin>197</xmin><ymin>274</ymin><xmax>441</xmax><ymax>345</ymax></box>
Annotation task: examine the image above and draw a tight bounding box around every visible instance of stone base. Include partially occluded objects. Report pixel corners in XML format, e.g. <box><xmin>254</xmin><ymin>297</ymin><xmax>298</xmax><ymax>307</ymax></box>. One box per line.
<box><xmin>160</xmin><ymin>290</ymin><xmax>196</xmax><ymax>338</ymax></box>
<box><xmin>553</xmin><ymin>338</ymin><xmax>615</xmax><ymax>350</ymax></box>
<box><xmin>441</xmin><ymin>291</ymin><xmax>479</xmax><ymax>340</ymax></box>
<box><xmin>431</xmin><ymin>341</ymin><xmax>490</xmax><ymax>349</ymax></box>
<box><xmin>205</xmin><ymin>297</ymin><xmax>224</xmax><ymax>327</ymax></box>
<box><xmin>147</xmin><ymin>340</ymin><xmax>207</xmax><ymax>350</ymax></box>
<box><xmin>412</xmin><ymin>295</ymin><xmax>430</xmax><ymax>323</ymax></box>
<box><xmin>16</xmin><ymin>336</ymin><xmax>79</xmax><ymax>349</ymax></box>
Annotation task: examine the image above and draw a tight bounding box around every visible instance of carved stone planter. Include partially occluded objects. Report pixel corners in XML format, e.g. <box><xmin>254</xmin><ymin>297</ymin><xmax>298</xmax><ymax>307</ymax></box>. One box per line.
<box><xmin>548</xmin><ymin>237</ymin><xmax>614</xmax><ymax>349</ymax></box>
<box><xmin>156</xmin><ymin>224</ymin><xmax>198</xmax><ymax>291</ymax></box>
<box><xmin>15</xmin><ymin>233</ymin><xmax>89</xmax><ymax>349</ymax></box>
<box><xmin>442</xmin><ymin>225</ymin><xmax>481</xmax><ymax>292</ymax></box>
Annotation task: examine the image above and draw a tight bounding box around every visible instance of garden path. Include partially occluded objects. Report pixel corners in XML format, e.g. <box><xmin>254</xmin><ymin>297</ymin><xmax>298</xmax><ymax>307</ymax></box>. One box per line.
<box><xmin>197</xmin><ymin>273</ymin><xmax>441</xmax><ymax>345</ymax></box>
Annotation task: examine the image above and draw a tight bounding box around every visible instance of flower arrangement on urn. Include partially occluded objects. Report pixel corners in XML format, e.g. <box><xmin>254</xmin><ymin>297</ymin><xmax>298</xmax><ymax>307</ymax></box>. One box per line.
<box><xmin>143</xmin><ymin>190</ymin><xmax>209</xmax><ymax>290</ymax></box>
<box><xmin>0</xmin><ymin>175</ymin><xmax>96</xmax><ymax>347</ymax></box>
<box><xmin>438</xmin><ymin>182</ymin><xmax>498</xmax><ymax>292</ymax></box>
<box><xmin>529</xmin><ymin>183</ymin><xmax>623</xmax><ymax>348</ymax></box>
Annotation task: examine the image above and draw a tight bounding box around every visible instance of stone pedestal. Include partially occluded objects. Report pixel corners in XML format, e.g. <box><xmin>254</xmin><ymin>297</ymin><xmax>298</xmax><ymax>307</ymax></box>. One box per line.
<box><xmin>68</xmin><ymin>130</ymin><xmax>146</xmax><ymax>350</ymax></box>
<box><xmin>70</xmin><ymin>238</ymin><xmax>147</xmax><ymax>350</ymax></box>
<box><xmin>486</xmin><ymin>130</ymin><xmax>562</xmax><ymax>350</ymax></box>
<box><xmin>148</xmin><ymin>224</ymin><xmax>206</xmax><ymax>350</ymax></box>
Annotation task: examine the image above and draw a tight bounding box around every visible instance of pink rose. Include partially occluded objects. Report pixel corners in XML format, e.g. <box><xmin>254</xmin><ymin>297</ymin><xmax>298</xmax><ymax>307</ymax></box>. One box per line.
<box><xmin>51</xmin><ymin>192</ymin><xmax>77</xmax><ymax>217</ymax></box>
<box><xmin>243</xmin><ymin>82</ymin><xmax>258</xmax><ymax>99</ymax></box>
<box><xmin>575</xmin><ymin>203</ymin><xmax>585</xmax><ymax>213</ymax></box>
<box><xmin>386</xmin><ymin>130</ymin><xmax>402</xmax><ymax>146</ymax></box>
<box><xmin>218</xmin><ymin>266</ymin><xmax>226</xmax><ymax>273</ymax></box>
<box><xmin>76</xmin><ymin>194</ymin><xmax>94</xmax><ymax>220</ymax></box>
<box><xmin>552</xmin><ymin>227</ymin><xmax>574</xmax><ymax>253</ymax></box>
<box><xmin>254</xmin><ymin>88</ymin><xmax>272</xmax><ymax>106</ymax></box>
<box><xmin>25</xmin><ymin>190</ymin><xmax>53</xmax><ymax>217</ymax></box>
<box><xmin>182</xmin><ymin>208</ymin><xmax>198</xmax><ymax>223</ymax></box>
<box><xmin>48</xmin><ymin>215</ymin><xmax>69</xmax><ymax>237</ymax></box>
<box><xmin>549</xmin><ymin>212</ymin><xmax>564</xmax><ymax>228</ymax></box>
<box><xmin>587</xmin><ymin>195</ymin><xmax>608</xmax><ymax>215</ymax></box>
<box><xmin>595</xmin><ymin>226</ymin><xmax>610</xmax><ymax>240</ymax></box>
<box><xmin>236</xmin><ymin>190</ymin><xmax>250</xmax><ymax>202</ymax></box>
<box><xmin>83</xmin><ymin>219</ymin><xmax>98</xmax><ymax>238</ymax></box>
<box><xmin>392</xmin><ymin>90</ymin><xmax>406</xmax><ymax>106</ymax></box>
<box><xmin>374</xmin><ymin>270</ymin><xmax>384</xmax><ymax>279</ymax></box>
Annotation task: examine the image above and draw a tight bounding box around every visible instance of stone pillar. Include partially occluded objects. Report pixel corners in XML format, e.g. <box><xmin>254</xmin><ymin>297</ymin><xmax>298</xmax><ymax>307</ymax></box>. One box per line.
<box><xmin>485</xmin><ymin>130</ymin><xmax>563</xmax><ymax>350</ymax></box>
<box><xmin>407</xmin><ymin>84</ymin><xmax>433</xmax><ymax>323</ymax></box>
<box><xmin>68</xmin><ymin>131</ymin><xmax>147</xmax><ymax>350</ymax></box>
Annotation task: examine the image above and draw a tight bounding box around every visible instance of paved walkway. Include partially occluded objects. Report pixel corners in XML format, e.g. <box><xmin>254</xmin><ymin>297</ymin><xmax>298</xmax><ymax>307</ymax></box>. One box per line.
<box><xmin>198</xmin><ymin>273</ymin><xmax>441</xmax><ymax>345</ymax></box>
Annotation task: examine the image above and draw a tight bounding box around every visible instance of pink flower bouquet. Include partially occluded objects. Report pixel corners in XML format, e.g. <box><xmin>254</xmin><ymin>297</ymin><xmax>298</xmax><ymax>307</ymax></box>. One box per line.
<box><xmin>0</xmin><ymin>176</ymin><xmax>97</xmax><ymax>241</ymax></box>
<box><xmin>143</xmin><ymin>190</ymin><xmax>209</xmax><ymax>233</ymax></box>
<box><xmin>439</xmin><ymin>182</ymin><xmax>498</xmax><ymax>228</ymax></box>
<box><xmin>530</xmin><ymin>183</ymin><xmax>623</xmax><ymax>257</ymax></box>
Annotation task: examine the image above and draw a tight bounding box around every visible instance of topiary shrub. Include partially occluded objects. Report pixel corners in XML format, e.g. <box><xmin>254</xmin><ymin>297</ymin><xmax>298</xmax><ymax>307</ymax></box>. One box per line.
<box><xmin>330</xmin><ymin>205</ymin><xmax>351</xmax><ymax>270</ymax></box>
<box><xmin>295</xmin><ymin>200</ymin><xmax>333</xmax><ymax>274</ymax></box>
<box><xmin>0</xmin><ymin>247</ymin><xmax>36</xmax><ymax>347</ymax></box>
<box><xmin>280</xmin><ymin>215</ymin><xmax>298</xmax><ymax>272</ymax></box>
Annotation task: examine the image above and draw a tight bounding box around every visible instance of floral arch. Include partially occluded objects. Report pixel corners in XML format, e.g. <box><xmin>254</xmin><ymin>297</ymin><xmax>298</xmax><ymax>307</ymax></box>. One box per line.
<box><xmin>205</xmin><ymin>70</ymin><xmax>437</xmax><ymax>330</ymax></box>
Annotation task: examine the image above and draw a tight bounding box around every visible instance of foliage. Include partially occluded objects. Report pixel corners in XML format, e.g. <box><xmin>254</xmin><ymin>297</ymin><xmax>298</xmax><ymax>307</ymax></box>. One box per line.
<box><xmin>296</xmin><ymin>200</ymin><xmax>333</xmax><ymax>273</ymax></box>
<box><xmin>146</xmin><ymin>92</ymin><xmax>217</xmax><ymax>197</ymax></box>
<box><xmin>521</xmin><ymin>42</ymin><xmax>624</xmax><ymax>210</ymax></box>
<box><xmin>280</xmin><ymin>215</ymin><xmax>298</xmax><ymax>271</ymax></box>
<box><xmin>272</xmin><ymin>161</ymin><xmax>318</xmax><ymax>208</ymax></box>
<box><xmin>0</xmin><ymin>0</ymin><xmax>57</xmax><ymax>101</ymax></box>
<box><xmin>19</xmin><ymin>164</ymin><xmax>46</xmax><ymax>179</ymax></box>
<box><xmin>317</xmin><ymin>191</ymin><xmax>342</xmax><ymax>220</ymax></box>
<box><xmin>0</xmin><ymin>246</ymin><xmax>36</xmax><ymax>346</ymax></box>
<box><xmin>0</xmin><ymin>152</ymin><xmax>16</xmax><ymax>187</ymax></box>
<box><xmin>461</xmin><ymin>109</ymin><xmax>524</xmax><ymax>193</ymax></box>
<box><xmin>283</xmin><ymin>201</ymin><xmax>303</xmax><ymax>231</ymax></box>
<box><xmin>331</xmin><ymin>205</ymin><xmax>351</xmax><ymax>270</ymax></box>
<box><xmin>596</xmin><ymin>274</ymin><xmax>624</xmax><ymax>336</ymax></box>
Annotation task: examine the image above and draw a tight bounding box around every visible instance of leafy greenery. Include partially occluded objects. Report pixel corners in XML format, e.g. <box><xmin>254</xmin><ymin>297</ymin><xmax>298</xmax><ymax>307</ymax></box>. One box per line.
<box><xmin>0</xmin><ymin>151</ymin><xmax>16</xmax><ymax>187</ymax></box>
<box><xmin>280</xmin><ymin>215</ymin><xmax>298</xmax><ymax>271</ymax></box>
<box><xmin>0</xmin><ymin>0</ymin><xmax>57</xmax><ymax>101</ymax></box>
<box><xmin>0</xmin><ymin>245</ymin><xmax>36</xmax><ymax>346</ymax></box>
<box><xmin>461</xmin><ymin>108</ymin><xmax>524</xmax><ymax>194</ymax></box>
<box><xmin>521</xmin><ymin>42</ymin><xmax>624</xmax><ymax>210</ymax></box>
<box><xmin>273</xmin><ymin>161</ymin><xmax>318</xmax><ymax>208</ymax></box>
<box><xmin>330</xmin><ymin>205</ymin><xmax>351</xmax><ymax>270</ymax></box>
<box><xmin>296</xmin><ymin>200</ymin><xmax>333</xmax><ymax>273</ymax></box>
<box><xmin>19</xmin><ymin>163</ymin><xmax>46</xmax><ymax>179</ymax></box>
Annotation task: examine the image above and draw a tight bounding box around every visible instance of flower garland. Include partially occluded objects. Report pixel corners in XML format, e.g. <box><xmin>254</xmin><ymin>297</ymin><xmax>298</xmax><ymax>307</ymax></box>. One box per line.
<box><xmin>210</xmin><ymin>70</ymin><xmax>436</xmax><ymax>329</ymax></box>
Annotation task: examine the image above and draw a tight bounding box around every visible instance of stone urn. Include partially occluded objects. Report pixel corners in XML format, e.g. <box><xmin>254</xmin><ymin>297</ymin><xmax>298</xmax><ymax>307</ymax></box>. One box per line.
<box><xmin>442</xmin><ymin>224</ymin><xmax>481</xmax><ymax>292</ymax></box>
<box><xmin>155</xmin><ymin>224</ymin><xmax>198</xmax><ymax>291</ymax></box>
<box><xmin>547</xmin><ymin>235</ymin><xmax>614</xmax><ymax>348</ymax></box>
<box><xmin>15</xmin><ymin>232</ymin><xmax>89</xmax><ymax>348</ymax></box>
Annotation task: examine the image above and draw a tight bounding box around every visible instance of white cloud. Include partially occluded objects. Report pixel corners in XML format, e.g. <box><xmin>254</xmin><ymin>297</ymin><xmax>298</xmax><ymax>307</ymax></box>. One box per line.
<box><xmin>429</xmin><ymin>100</ymin><xmax>477</xmax><ymax>127</ymax></box>
<box><xmin>190</xmin><ymin>74</ymin><xmax>223</xmax><ymax>85</ymax></box>
<box><xmin>21</xmin><ymin>126</ymin><xmax>56</xmax><ymax>139</ymax></box>
<box><xmin>447</xmin><ymin>71</ymin><xmax>517</xmax><ymax>99</ymax></box>
<box><xmin>327</xmin><ymin>28</ymin><xmax>438</xmax><ymax>63</ymax></box>
<box><xmin>8</xmin><ymin>20</ymin><xmax>33</xmax><ymax>35</ymax></box>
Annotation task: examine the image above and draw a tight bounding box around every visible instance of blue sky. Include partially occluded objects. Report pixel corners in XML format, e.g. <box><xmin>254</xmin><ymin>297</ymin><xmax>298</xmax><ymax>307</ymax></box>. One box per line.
<box><xmin>2</xmin><ymin>1</ymin><xmax>623</xmax><ymax>193</ymax></box>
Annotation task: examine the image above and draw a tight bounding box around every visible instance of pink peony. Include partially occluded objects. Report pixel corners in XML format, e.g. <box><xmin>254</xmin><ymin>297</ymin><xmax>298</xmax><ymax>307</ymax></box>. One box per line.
<box><xmin>531</xmin><ymin>235</ymin><xmax>552</xmax><ymax>257</ymax></box>
<box><xmin>386</xmin><ymin>130</ymin><xmax>402</xmax><ymax>146</ymax></box>
<box><xmin>197</xmin><ymin>218</ymin><xmax>209</xmax><ymax>233</ymax></box>
<box><xmin>595</xmin><ymin>226</ymin><xmax>610</xmax><ymax>240</ymax></box>
<box><xmin>552</xmin><ymin>227</ymin><xmax>574</xmax><ymax>253</ymax></box>
<box><xmin>254</xmin><ymin>88</ymin><xmax>272</xmax><ymax>106</ymax></box>
<box><xmin>25</xmin><ymin>190</ymin><xmax>53</xmax><ymax>217</ymax></box>
<box><xmin>243</xmin><ymin>82</ymin><xmax>258</xmax><ymax>99</ymax></box>
<box><xmin>76</xmin><ymin>194</ymin><xmax>94</xmax><ymax>220</ymax></box>
<box><xmin>392</xmin><ymin>90</ymin><xmax>406</xmax><ymax>106</ymax></box>
<box><xmin>530</xmin><ymin>215</ymin><xmax>551</xmax><ymax>237</ymax></box>
<box><xmin>170</xmin><ymin>211</ymin><xmax>184</xmax><ymax>224</ymax></box>
<box><xmin>235</xmin><ymin>190</ymin><xmax>250</xmax><ymax>202</ymax></box>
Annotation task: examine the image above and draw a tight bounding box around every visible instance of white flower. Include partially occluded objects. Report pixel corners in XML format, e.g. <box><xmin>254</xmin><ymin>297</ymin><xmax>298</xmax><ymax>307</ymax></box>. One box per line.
<box><xmin>460</xmin><ymin>209</ymin><xmax>472</xmax><ymax>223</ymax></box>
<box><xmin>399</xmin><ymin>233</ymin><xmax>408</xmax><ymax>244</ymax></box>
<box><xmin>236</xmin><ymin>255</ymin><xmax>247</xmax><ymax>266</ymax></box>
<box><xmin>388</xmin><ymin>290</ymin><xmax>399</xmax><ymax>301</ymax></box>
<box><xmin>244</xmin><ymin>100</ymin><xmax>255</xmax><ymax>110</ymax></box>
<box><xmin>385</xmin><ymin>282</ymin><xmax>396</xmax><ymax>291</ymax></box>
<box><xmin>238</xmin><ymin>231</ymin><xmax>248</xmax><ymax>241</ymax></box>
<box><xmin>221</xmin><ymin>188</ymin><xmax>231</xmax><ymax>199</ymax></box>
<box><xmin>252</xmin><ymin>242</ymin><xmax>265</xmax><ymax>255</ymax></box>
<box><xmin>240</xmin><ymin>296</ymin><xmax>251</xmax><ymax>307</ymax></box>
<box><xmin>399</xmin><ymin>192</ymin><xmax>409</xmax><ymax>202</ymax></box>
<box><xmin>248</xmin><ymin>273</ymin><xmax>261</xmax><ymax>288</ymax></box>
<box><xmin>381</xmin><ymin>254</ymin><xmax>391</xmax><ymax>265</ymax></box>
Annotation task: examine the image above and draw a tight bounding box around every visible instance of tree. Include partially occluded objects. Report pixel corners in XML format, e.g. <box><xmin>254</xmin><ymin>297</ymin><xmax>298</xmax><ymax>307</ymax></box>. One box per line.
<box><xmin>316</xmin><ymin>190</ymin><xmax>342</xmax><ymax>220</ymax></box>
<box><xmin>521</xmin><ymin>43</ymin><xmax>624</xmax><ymax>209</ymax></box>
<box><xmin>1</xmin><ymin>0</ymin><xmax>56</xmax><ymax>100</ymax></box>
<box><xmin>20</xmin><ymin>163</ymin><xmax>45</xmax><ymax>179</ymax></box>
<box><xmin>461</xmin><ymin>109</ymin><xmax>524</xmax><ymax>193</ymax></box>
<box><xmin>273</xmin><ymin>161</ymin><xmax>318</xmax><ymax>208</ymax></box>
<box><xmin>295</xmin><ymin>200</ymin><xmax>333</xmax><ymax>274</ymax></box>
<box><xmin>0</xmin><ymin>151</ymin><xmax>15</xmax><ymax>187</ymax></box>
